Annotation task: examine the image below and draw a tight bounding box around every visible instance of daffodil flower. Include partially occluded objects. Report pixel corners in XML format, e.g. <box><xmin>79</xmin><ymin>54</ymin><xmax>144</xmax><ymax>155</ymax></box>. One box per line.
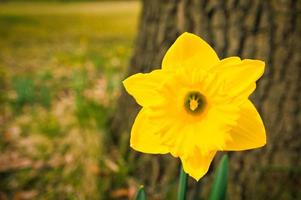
<box><xmin>123</xmin><ymin>32</ymin><xmax>266</xmax><ymax>181</ymax></box>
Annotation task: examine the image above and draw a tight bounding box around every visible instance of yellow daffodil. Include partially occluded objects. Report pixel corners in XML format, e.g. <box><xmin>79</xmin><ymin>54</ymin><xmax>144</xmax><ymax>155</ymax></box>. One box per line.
<box><xmin>123</xmin><ymin>32</ymin><xmax>266</xmax><ymax>181</ymax></box>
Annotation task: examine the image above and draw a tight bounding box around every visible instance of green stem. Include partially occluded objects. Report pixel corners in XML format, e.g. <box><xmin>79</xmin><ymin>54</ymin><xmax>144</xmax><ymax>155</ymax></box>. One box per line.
<box><xmin>177</xmin><ymin>165</ymin><xmax>187</xmax><ymax>200</ymax></box>
<box><xmin>135</xmin><ymin>185</ymin><xmax>146</xmax><ymax>200</ymax></box>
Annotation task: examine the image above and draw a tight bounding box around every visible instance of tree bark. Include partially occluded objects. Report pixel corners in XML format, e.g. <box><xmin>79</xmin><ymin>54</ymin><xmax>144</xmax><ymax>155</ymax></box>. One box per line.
<box><xmin>112</xmin><ymin>0</ymin><xmax>301</xmax><ymax>199</ymax></box>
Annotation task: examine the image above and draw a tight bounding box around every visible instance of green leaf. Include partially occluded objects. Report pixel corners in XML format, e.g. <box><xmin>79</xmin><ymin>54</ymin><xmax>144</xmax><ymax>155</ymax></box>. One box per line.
<box><xmin>177</xmin><ymin>166</ymin><xmax>187</xmax><ymax>200</ymax></box>
<box><xmin>209</xmin><ymin>154</ymin><xmax>229</xmax><ymax>200</ymax></box>
<box><xmin>135</xmin><ymin>185</ymin><xmax>146</xmax><ymax>200</ymax></box>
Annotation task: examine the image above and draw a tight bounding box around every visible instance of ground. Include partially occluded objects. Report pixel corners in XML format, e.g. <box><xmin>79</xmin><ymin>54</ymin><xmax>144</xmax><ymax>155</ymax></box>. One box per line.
<box><xmin>0</xmin><ymin>1</ymin><xmax>140</xmax><ymax>199</ymax></box>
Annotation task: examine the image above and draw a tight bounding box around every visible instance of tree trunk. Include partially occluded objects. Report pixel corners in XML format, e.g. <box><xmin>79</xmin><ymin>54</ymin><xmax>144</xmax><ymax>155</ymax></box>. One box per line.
<box><xmin>112</xmin><ymin>0</ymin><xmax>301</xmax><ymax>199</ymax></box>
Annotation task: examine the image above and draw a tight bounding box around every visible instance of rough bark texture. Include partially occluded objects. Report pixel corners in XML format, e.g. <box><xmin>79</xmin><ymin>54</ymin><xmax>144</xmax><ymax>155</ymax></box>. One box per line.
<box><xmin>112</xmin><ymin>0</ymin><xmax>301</xmax><ymax>199</ymax></box>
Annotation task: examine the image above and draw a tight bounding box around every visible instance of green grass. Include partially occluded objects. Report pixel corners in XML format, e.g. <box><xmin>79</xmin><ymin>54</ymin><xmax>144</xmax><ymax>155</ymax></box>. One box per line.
<box><xmin>0</xmin><ymin>1</ymin><xmax>140</xmax><ymax>199</ymax></box>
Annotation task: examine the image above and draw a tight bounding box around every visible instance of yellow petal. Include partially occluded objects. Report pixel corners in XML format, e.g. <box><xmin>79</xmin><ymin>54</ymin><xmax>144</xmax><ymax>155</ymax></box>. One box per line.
<box><xmin>180</xmin><ymin>149</ymin><xmax>216</xmax><ymax>181</ymax></box>
<box><xmin>162</xmin><ymin>32</ymin><xmax>220</xmax><ymax>71</ymax></box>
<box><xmin>213</xmin><ymin>58</ymin><xmax>265</xmax><ymax>98</ymax></box>
<box><xmin>130</xmin><ymin>108</ymin><xmax>169</xmax><ymax>154</ymax></box>
<box><xmin>123</xmin><ymin>70</ymin><xmax>166</xmax><ymax>107</ymax></box>
<box><xmin>223</xmin><ymin>100</ymin><xmax>266</xmax><ymax>150</ymax></box>
<box><xmin>215</xmin><ymin>56</ymin><xmax>241</xmax><ymax>67</ymax></box>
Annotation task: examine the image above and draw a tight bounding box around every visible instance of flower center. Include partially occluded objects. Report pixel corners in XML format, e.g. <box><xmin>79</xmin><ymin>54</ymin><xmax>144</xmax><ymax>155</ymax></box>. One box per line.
<box><xmin>184</xmin><ymin>91</ymin><xmax>206</xmax><ymax>114</ymax></box>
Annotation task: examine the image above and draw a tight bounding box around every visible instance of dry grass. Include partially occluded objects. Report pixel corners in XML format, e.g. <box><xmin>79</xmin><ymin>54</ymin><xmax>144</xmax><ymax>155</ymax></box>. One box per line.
<box><xmin>0</xmin><ymin>1</ymin><xmax>139</xmax><ymax>15</ymax></box>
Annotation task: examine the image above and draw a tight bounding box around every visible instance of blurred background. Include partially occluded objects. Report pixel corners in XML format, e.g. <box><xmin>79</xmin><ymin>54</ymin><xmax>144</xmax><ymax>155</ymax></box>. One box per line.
<box><xmin>0</xmin><ymin>0</ymin><xmax>140</xmax><ymax>199</ymax></box>
<box><xmin>0</xmin><ymin>0</ymin><xmax>300</xmax><ymax>200</ymax></box>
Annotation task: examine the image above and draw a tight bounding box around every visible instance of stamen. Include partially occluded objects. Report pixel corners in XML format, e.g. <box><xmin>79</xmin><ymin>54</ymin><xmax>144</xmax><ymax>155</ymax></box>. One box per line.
<box><xmin>189</xmin><ymin>99</ymin><xmax>199</xmax><ymax>111</ymax></box>
<box><xmin>184</xmin><ymin>91</ymin><xmax>206</xmax><ymax>114</ymax></box>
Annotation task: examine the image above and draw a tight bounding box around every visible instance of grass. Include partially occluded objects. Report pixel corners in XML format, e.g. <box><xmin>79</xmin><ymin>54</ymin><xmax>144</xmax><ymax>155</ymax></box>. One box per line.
<box><xmin>0</xmin><ymin>1</ymin><xmax>140</xmax><ymax>199</ymax></box>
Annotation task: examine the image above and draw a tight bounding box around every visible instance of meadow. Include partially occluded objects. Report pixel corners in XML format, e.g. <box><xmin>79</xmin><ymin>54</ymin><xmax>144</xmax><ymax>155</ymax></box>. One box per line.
<box><xmin>0</xmin><ymin>1</ymin><xmax>140</xmax><ymax>199</ymax></box>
